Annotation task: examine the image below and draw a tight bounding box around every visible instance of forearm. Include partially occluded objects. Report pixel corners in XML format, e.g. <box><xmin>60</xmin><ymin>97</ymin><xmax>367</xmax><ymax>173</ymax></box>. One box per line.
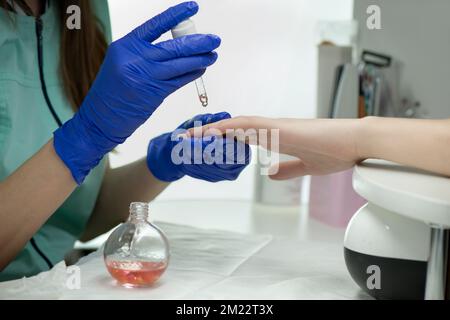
<box><xmin>80</xmin><ymin>158</ymin><xmax>169</xmax><ymax>241</ymax></box>
<box><xmin>357</xmin><ymin>117</ymin><xmax>450</xmax><ymax>176</ymax></box>
<box><xmin>0</xmin><ymin>140</ymin><xmax>76</xmax><ymax>270</ymax></box>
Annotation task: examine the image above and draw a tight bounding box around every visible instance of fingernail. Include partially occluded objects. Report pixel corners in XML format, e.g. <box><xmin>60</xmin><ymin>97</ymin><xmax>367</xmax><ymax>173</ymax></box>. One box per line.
<box><xmin>187</xmin><ymin>1</ymin><xmax>199</xmax><ymax>11</ymax></box>
<box><xmin>177</xmin><ymin>133</ymin><xmax>189</xmax><ymax>140</ymax></box>
<box><xmin>217</xmin><ymin>112</ymin><xmax>231</xmax><ymax>119</ymax></box>
<box><xmin>210</xmin><ymin>52</ymin><xmax>219</xmax><ymax>62</ymax></box>
<box><xmin>186</xmin><ymin>129</ymin><xmax>196</xmax><ymax>137</ymax></box>
<box><xmin>210</xmin><ymin>34</ymin><xmax>221</xmax><ymax>44</ymax></box>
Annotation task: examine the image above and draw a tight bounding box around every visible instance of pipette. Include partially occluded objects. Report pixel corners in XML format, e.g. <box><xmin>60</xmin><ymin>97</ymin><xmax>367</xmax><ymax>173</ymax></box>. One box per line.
<box><xmin>171</xmin><ymin>19</ymin><xmax>209</xmax><ymax>108</ymax></box>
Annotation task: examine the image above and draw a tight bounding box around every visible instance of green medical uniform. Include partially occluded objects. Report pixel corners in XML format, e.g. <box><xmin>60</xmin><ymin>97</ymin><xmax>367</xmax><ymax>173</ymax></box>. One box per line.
<box><xmin>0</xmin><ymin>1</ymin><xmax>112</xmax><ymax>281</ymax></box>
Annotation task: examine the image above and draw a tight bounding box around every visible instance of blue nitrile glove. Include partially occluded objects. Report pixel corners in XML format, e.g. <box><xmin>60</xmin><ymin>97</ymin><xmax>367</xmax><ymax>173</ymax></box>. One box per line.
<box><xmin>53</xmin><ymin>2</ymin><xmax>221</xmax><ymax>184</ymax></box>
<box><xmin>147</xmin><ymin>112</ymin><xmax>251</xmax><ymax>182</ymax></box>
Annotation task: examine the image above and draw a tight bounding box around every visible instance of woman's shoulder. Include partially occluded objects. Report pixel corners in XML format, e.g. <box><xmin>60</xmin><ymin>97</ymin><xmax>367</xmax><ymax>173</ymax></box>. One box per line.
<box><xmin>91</xmin><ymin>0</ymin><xmax>113</xmax><ymax>44</ymax></box>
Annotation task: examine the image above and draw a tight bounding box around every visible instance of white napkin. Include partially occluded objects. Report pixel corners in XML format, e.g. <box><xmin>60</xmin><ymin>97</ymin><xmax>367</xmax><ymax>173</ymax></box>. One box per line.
<box><xmin>0</xmin><ymin>222</ymin><xmax>368</xmax><ymax>300</ymax></box>
<box><xmin>0</xmin><ymin>222</ymin><xmax>272</xmax><ymax>300</ymax></box>
<box><xmin>159</xmin><ymin>222</ymin><xmax>272</xmax><ymax>275</ymax></box>
<box><xmin>186</xmin><ymin>238</ymin><xmax>372</xmax><ymax>300</ymax></box>
<box><xmin>0</xmin><ymin>262</ymin><xmax>68</xmax><ymax>300</ymax></box>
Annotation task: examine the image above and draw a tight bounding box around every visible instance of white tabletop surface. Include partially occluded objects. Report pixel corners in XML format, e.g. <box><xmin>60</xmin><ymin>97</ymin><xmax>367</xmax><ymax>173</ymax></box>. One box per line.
<box><xmin>1</xmin><ymin>199</ymin><xmax>369</xmax><ymax>300</ymax></box>
<box><xmin>353</xmin><ymin>159</ymin><xmax>450</xmax><ymax>227</ymax></box>
<box><xmin>83</xmin><ymin>199</ymin><xmax>369</xmax><ymax>300</ymax></box>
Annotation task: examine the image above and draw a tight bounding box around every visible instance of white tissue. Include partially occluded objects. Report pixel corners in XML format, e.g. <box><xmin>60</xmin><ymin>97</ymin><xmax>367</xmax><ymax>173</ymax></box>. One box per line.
<box><xmin>0</xmin><ymin>262</ymin><xmax>68</xmax><ymax>300</ymax></box>
<box><xmin>61</xmin><ymin>222</ymin><xmax>272</xmax><ymax>299</ymax></box>
<box><xmin>0</xmin><ymin>222</ymin><xmax>272</xmax><ymax>300</ymax></box>
<box><xmin>0</xmin><ymin>222</ymin><xmax>368</xmax><ymax>300</ymax></box>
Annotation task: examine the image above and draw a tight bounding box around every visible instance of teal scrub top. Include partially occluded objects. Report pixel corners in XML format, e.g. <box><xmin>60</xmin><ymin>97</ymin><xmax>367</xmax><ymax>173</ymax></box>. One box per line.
<box><xmin>0</xmin><ymin>1</ymin><xmax>112</xmax><ymax>281</ymax></box>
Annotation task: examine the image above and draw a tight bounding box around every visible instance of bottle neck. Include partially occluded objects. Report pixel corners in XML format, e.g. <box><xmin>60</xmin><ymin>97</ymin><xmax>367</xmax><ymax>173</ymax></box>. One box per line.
<box><xmin>128</xmin><ymin>202</ymin><xmax>150</xmax><ymax>222</ymax></box>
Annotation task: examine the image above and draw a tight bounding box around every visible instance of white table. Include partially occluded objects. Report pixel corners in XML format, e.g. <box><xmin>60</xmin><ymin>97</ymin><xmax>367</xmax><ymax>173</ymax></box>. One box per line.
<box><xmin>0</xmin><ymin>200</ymin><xmax>368</xmax><ymax>299</ymax></box>
<box><xmin>76</xmin><ymin>199</ymin><xmax>368</xmax><ymax>299</ymax></box>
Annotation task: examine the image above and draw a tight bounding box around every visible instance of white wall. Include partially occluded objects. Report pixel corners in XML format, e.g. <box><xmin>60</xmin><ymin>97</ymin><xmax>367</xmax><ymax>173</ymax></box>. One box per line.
<box><xmin>107</xmin><ymin>0</ymin><xmax>353</xmax><ymax>201</ymax></box>
<box><xmin>354</xmin><ymin>0</ymin><xmax>450</xmax><ymax>119</ymax></box>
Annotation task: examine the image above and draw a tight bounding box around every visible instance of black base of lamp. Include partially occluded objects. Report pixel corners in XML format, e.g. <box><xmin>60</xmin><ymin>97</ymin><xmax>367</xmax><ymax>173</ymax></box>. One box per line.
<box><xmin>344</xmin><ymin>247</ymin><xmax>427</xmax><ymax>300</ymax></box>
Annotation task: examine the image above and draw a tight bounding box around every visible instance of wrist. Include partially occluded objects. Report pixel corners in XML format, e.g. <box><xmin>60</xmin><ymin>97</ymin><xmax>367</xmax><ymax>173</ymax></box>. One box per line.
<box><xmin>355</xmin><ymin>116</ymin><xmax>379</xmax><ymax>161</ymax></box>
<box><xmin>53</xmin><ymin>112</ymin><xmax>109</xmax><ymax>185</ymax></box>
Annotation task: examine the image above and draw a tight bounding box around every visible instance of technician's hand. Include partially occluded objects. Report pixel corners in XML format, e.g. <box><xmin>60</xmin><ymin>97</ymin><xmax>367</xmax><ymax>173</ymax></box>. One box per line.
<box><xmin>187</xmin><ymin>117</ymin><xmax>363</xmax><ymax>180</ymax></box>
<box><xmin>147</xmin><ymin>113</ymin><xmax>252</xmax><ymax>182</ymax></box>
<box><xmin>54</xmin><ymin>2</ymin><xmax>221</xmax><ymax>184</ymax></box>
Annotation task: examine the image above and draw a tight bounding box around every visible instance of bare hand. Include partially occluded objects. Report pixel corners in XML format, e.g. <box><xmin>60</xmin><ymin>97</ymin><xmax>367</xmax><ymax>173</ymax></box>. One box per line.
<box><xmin>188</xmin><ymin>116</ymin><xmax>364</xmax><ymax>180</ymax></box>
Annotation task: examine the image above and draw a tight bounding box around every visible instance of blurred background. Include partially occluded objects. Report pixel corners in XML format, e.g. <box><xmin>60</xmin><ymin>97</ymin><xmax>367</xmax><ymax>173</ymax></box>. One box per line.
<box><xmin>107</xmin><ymin>0</ymin><xmax>450</xmax><ymax>207</ymax></box>
<box><xmin>107</xmin><ymin>0</ymin><xmax>354</xmax><ymax>201</ymax></box>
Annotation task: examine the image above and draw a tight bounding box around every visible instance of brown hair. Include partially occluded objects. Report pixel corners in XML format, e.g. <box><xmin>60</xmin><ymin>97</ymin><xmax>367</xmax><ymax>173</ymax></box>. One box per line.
<box><xmin>58</xmin><ymin>0</ymin><xmax>107</xmax><ymax>110</ymax></box>
<box><xmin>2</xmin><ymin>0</ymin><xmax>108</xmax><ymax>110</ymax></box>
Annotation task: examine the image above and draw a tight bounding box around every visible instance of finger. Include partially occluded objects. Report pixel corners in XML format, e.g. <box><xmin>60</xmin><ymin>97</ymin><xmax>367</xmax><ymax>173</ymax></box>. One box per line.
<box><xmin>150</xmin><ymin>34</ymin><xmax>221</xmax><ymax>61</ymax></box>
<box><xmin>167</xmin><ymin>68</ymin><xmax>206</xmax><ymax>90</ymax></box>
<box><xmin>187</xmin><ymin>119</ymin><xmax>276</xmax><ymax>152</ymax></box>
<box><xmin>182</xmin><ymin>112</ymin><xmax>230</xmax><ymax>128</ymax></box>
<box><xmin>212</xmin><ymin>138</ymin><xmax>252</xmax><ymax>165</ymax></box>
<box><xmin>132</xmin><ymin>1</ymin><xmax>199</xmax><ymax>43</ymax></box>
<box><xmin>178</xmin><ymin>113</ymin><xmax>230</xmax><ymax>136</ymax></box>
<box><xmin>187</xmin><ymin>116</ymin><xmax>274</xmax><ymax>137</ymax></box>
<box><xmin>209</xmin><ymin>112</ymin><xmax>231</xmax><ymax>124</ymax></box>
<box><xmin>269</xmin><ymin>160</ymin><xmax>307</xmax><ymax>180</ymax></box>
<box><xmin>155</xmin><ymin>52</ymin><xmax>218</xmax><ymax>80</ymax></box>
<box><xmin>230</xmin><ymin>140</ymin><xmax>252</xmax><ymax>165</ymax></box>
<box><xmin>178</xmin><ymin>114</ymin><xmax>213</xmax><ymax>130</ymax></box>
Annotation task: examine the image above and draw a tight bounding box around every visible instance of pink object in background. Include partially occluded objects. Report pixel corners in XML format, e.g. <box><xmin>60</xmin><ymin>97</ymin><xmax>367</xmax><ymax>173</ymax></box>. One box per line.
<box><xmin>309</xmin><ymin>169</ymin><xmax>367</xmax><ymax>228</ymax></box>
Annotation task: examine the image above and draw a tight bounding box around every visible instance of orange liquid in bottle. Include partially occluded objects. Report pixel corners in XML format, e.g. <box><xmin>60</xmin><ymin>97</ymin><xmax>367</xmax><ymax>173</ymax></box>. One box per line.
<box><xmin>106</xmin><ymin>260</ymin><xmax>167</xmax><ymax>287</ymax></box>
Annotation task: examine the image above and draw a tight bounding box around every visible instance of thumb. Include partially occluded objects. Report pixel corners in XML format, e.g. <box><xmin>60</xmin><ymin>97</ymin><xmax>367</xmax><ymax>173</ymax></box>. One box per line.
<box><xmin>132</xmin><ymin>2</ymin><xmax>199</xmax><ymax>43</ymax></box>
<box><xmin>209</xmin><ymin>112</ymin><xmax>231</xmax><ymax>124</ymax></box>
<box><xmin>269</xmin><ymin>160</ymin><xmax>307</xmax><ymax>180</ymax></box>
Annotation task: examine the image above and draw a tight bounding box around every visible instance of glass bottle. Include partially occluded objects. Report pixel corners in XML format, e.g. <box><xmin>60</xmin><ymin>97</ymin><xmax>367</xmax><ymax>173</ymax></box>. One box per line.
<box><xmin>103</xmin><ymin>202</ymin><xmax>170</xmax><ymax>287</ymax></box>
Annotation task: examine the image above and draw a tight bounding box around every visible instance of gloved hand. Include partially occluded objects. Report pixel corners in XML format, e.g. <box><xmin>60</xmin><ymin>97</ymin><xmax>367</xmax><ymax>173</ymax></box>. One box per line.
<box><xmin>147</xmin><ymin>113</ymin><xmax>251</xmax><ymax>182</ymax></box>
<box><xmin>54</xmin><ymin>2</ymin><xmax>220</xmax><ymax>184</ymax></box>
